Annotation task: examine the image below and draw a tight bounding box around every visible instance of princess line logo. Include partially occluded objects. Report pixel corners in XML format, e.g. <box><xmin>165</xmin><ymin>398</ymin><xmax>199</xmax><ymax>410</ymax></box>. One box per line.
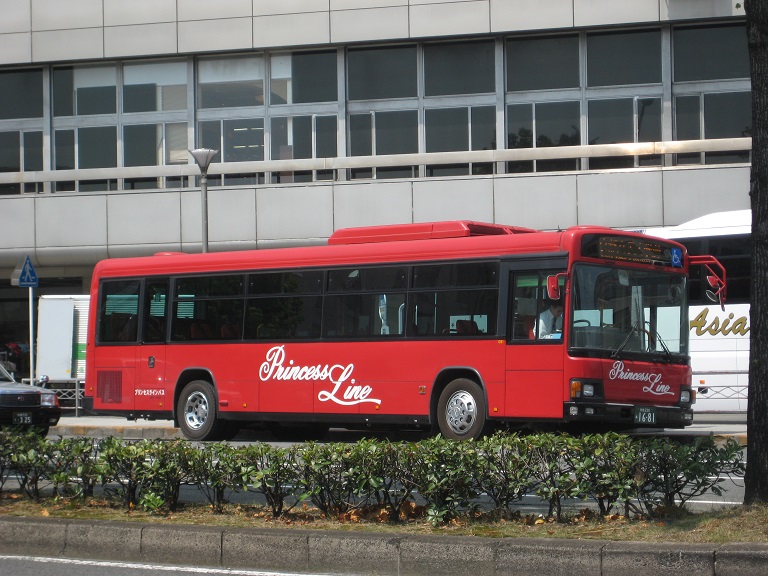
<box><xmin>608</xmin><ymin>360</ymin><xmax>673</xmax><ymax>396</ymax></box>
<box><xmin>259</xmin><ymin>345</ymin><xmax>381</xmax><ymax>406</ymax></box>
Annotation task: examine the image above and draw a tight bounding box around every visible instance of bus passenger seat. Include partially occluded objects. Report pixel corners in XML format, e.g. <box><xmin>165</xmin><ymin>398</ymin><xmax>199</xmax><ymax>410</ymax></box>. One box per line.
<box><xmin>456</xmin><ymin>319</ymin><xmax>480</xmax><ymax>335</ymax></box>
<box><xmin>190</xmin><ymin>322</ymin><xmax>214</xmax><ymax>340</ymax></box>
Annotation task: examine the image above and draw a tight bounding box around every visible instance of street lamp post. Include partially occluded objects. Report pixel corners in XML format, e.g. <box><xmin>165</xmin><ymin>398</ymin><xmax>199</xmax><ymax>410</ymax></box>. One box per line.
<box><xmin>189</xmin><ymin>148</ymin><xmax>219</xmax><ymax>253</ymax></box>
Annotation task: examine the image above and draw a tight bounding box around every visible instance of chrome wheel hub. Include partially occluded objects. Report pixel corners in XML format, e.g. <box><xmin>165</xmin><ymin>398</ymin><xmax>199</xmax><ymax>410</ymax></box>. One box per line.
<box><xmin>445</xmin><ymin>390</ymin><xmax>476</xmax><ymax>435</ymax></box>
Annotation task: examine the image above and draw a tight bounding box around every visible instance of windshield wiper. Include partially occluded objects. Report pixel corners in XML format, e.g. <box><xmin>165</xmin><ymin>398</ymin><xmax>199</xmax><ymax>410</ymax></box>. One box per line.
<box><xmin>611</xmin><ymin>322</ymin><xmax>641</xmax><ymax>359</ymax></box>
<box><xmin>645</xmin><ymin>322</ymin><xmax>672</xmax><ymax>361</ymax></box>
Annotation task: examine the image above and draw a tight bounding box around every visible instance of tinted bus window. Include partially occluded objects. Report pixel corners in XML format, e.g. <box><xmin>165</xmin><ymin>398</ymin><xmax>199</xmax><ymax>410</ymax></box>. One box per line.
<box><xmin>245</xmin><ymin>295</ymin><xmax>323</xmax><ymax>339</ymax></box>
<box><xmin>409</xmin><ymin>289</ymin><xmax>497</xmax><ymax>336</ymax></box>
<box><xmin>98</xmin><ymin>280</ymin><xmax>140</xmax><ymax>343</ymax></box>
<box><xmin>172</xmin><ymin>274</ymin><xmax>245</xmax><ymax>341</ymax></box>
<box><xmin>327</xmin><ymin>266</ymin><xmax>408</xmax><ymax>292</ymax></box>
<box><xmin>248</xmin><ymin>270</ymin><xmax>323</xmax><ymax>295</ymax></box>
<box><xmin>413</xmin><ymin>261</ymin><xmax>498</xmax><ymax>288</ymax></box>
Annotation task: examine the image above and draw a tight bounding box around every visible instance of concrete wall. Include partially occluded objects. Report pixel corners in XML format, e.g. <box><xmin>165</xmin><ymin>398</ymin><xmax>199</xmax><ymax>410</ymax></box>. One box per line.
<box><xmin>0</xmin><ymin>164</ymin><xmax>750</xmax><ymax>271</ymax></box>
<box><xmin>0</xmin><ymin>0</ymin><xmax>745</xmax><ymax>64</ymax></box>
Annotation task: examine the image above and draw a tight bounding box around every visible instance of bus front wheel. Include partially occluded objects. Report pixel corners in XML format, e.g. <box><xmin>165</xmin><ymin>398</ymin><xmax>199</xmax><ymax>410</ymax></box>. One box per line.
<box><xmin>436</xmin><ymin>378</ymin><xmax>486</xmax><ymax>440</ymax></box>
<box><xmin>177</xmin><ymin>380</ymin><xmax>223</xmax><ymax>441</ymax></box>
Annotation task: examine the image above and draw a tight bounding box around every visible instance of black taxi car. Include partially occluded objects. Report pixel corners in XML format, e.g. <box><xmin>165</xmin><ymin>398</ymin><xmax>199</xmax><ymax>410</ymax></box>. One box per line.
<box><xmin>0</xmin><ymin>363</ymin><xmax>60</xmax><ymax>436</ymax></box>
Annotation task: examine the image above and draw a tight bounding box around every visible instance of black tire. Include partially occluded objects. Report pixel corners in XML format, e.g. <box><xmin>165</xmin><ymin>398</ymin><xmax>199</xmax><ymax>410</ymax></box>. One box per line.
<box><xmin>176</xmin><ymin>380</ymin><xmax>225</xmax><ymax>441</ymax></box>
<box><xmin>436</xmin><ymin>378</ymin><xmax>487</xmax><ymax>440</ymax></box>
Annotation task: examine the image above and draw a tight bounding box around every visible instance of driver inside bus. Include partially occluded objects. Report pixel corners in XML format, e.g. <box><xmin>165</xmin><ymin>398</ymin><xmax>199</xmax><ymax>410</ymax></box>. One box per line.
<box><xmin>538</xmin><ymin>299</ymin><xmax>563</xmax><ymax>339</ymax></box>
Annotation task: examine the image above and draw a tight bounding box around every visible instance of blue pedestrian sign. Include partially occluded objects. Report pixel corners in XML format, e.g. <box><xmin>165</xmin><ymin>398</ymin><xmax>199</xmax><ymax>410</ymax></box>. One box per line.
<box><xmin>18</xmin><ymin>256</ymin><xmax>38</xmax><ymax>288</ymax></box>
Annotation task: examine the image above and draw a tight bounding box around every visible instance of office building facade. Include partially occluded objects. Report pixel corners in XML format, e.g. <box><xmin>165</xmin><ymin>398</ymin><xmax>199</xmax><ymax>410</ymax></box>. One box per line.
<box><xmin>0</xmin><ymin>0</ymin><xmax>751</xmax><ymax>347</ymax></box>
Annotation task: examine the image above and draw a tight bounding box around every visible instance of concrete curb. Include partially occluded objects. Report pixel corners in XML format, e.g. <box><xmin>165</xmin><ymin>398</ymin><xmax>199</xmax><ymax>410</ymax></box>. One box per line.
<box><xmin>1</xmin><ymin>517</ymin><xmax>766</xmax><ymax>576</ymax></box>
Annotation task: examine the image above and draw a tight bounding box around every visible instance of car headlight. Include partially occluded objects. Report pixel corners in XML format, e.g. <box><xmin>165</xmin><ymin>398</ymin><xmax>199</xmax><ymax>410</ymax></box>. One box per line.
<box><xmin>41</xmin><ymin>392</ymin><xmax>59</xmax><ymax>407</ymax></box>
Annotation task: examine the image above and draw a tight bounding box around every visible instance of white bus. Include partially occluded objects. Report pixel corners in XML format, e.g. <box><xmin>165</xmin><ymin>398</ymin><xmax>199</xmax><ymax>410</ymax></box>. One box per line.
<box><xmin>643</xmin><ymin>211</ymin><xmax>750</xmax><ymax>413</ymax></box>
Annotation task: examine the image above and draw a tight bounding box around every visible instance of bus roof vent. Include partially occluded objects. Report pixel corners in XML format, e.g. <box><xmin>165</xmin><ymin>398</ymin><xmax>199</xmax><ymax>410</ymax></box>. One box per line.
<box><xmin>328</xmin><ymin>221</ymin><xmax>536</xmax><ymax>245</ymax></box>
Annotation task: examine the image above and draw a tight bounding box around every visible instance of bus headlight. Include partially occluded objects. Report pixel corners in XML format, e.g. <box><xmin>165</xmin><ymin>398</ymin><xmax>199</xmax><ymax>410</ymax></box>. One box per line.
<box><xmin>680</xmin><ymin>390</ymin><xmax>691</xmax><ymax>404</ymax></box>
<box><xmin>570</xmin><ymin>380</ymin><xmax>597</xmax><ymax>399</ymax></box>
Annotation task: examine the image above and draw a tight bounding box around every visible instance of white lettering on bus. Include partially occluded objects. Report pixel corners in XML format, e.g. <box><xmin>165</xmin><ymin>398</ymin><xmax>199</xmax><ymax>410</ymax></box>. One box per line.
<box><xmin>259</xmin><ymin>345</ymin><xmax>381</xmax><ymax>406</ymax></box>
<box><xmin>608</xmin><ymin>360</ymin><xmax>673</xmax><ymax>396</ymax></box>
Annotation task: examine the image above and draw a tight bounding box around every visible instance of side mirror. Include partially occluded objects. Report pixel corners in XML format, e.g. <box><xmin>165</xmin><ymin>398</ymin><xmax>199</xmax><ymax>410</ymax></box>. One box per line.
<box><xmin>547</xmin><ymin>273</ymin><xmax>565</xmax><ymax>301</ymax></box>
<box><xmin>37</xmin><ymin>375</ymin><xmax>49</xmax><ymax>387</ymax></box>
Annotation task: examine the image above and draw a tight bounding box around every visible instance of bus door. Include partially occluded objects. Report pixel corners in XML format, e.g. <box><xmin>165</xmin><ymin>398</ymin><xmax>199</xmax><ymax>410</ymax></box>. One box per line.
<box><xmin>94</xmin><ymin>280</ymin><xmax>140</xmax><ymax>412</ymax></box>
<box><xmin>136</xmin><ymin>279</ymin><xmax>169</xmax><ymax>413</ymax></box>
<box><xmin>505</xmin><ymin>271</ymin><xmax>565</xmax><ymax>419</ymax></box>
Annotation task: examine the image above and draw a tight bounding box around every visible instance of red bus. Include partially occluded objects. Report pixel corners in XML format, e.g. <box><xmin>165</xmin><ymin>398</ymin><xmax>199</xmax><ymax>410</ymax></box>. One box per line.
<box><xmin>83</xmin><ymin>221</ymin><xmax>726</xmax><ymax>441</ymax></box>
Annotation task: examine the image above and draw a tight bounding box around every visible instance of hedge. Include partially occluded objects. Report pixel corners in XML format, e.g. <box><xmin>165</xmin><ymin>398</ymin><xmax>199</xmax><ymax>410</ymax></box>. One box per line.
<box><xmin>0</xmin><ymin>430</ymin><xmax>745</xmax><ymax>525</ymax></box>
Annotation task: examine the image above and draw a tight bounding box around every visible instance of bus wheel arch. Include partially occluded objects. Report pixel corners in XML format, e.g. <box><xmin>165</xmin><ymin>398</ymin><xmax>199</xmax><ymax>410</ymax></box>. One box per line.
<box><xmin>432</xmin><ymin>370</ymin><xmax>488</xmax><ymax>440</ymax></box>
<box><xmin>175</xmin><ymin>370</ymin><xmax>225</xmax><ymax>441</ymax></box>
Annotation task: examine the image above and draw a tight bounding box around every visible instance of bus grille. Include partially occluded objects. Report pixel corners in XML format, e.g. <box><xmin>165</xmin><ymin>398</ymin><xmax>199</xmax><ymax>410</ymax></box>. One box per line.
<box><xmin>97</xmin><ymin>371</ymin><xmax>123</xmax><ymax>404</ymax></box>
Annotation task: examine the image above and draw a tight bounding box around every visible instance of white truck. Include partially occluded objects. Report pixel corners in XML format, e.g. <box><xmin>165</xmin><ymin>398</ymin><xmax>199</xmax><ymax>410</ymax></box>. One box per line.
<box><xmin>35</xmin><ymin>295</ymin><xmax>90</xmax><ymax>409</ymax></box>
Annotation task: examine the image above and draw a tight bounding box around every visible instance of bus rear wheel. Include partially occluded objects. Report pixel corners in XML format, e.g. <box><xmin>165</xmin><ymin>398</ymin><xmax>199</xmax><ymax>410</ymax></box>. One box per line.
<box><xmin>177</xmin><ymin>380</ymin><xmax>225</xmax><ymax>441</ymax></box>
<box><xmin>436</xmin><ymin>378</ymin><xmax>486</xmax><ymax>440</ymax></box>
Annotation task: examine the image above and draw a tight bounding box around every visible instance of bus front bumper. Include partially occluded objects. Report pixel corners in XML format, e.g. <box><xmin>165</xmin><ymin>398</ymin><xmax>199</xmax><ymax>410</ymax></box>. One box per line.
<box><xmin>564</xmin><ymin>402</ymin><xmax>694</xmax><ymax>429</ymax></box>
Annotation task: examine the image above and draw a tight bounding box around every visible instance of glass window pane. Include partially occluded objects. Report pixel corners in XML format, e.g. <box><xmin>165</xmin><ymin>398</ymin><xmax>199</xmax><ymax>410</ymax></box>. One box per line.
<box><xmin>587</xmin><ymin>30</ymin><xmax>661</xmax><ymax>86</ymax></box>
<box><xmin>198</xmin><ymin>57</ymin><xmax>264</xmax><ymax>108</ymax></box>
<box><xmin>55</xmin><ymin>130</ymin><xmax>75</xmax><ymax>170</ymax></box>
<box><xmin>375</xmin><ymin>110</ymin><xmax>418</xmax><ymax>154</ymax></box>
<box><xmin>507</xmin><ymin>104</ymin><xmax>533</xmax><ymax>148</ymax></box>
<box><xmin>350</xmin><ymin>114</ymin><xmax>372</xmax><ymax>156</ymax></box>
<box><xmin>0</xmin><ymin>132</ymin><xmax>20</xmax><ymax>172</ymax></box>
<box><xmin>200</xmin><ymin>120</ymin><xmax>221</xmax><ymax>151</ymax></box>
<box><xmin>588</xmin><ymin>99</ymin><xmax>633</xmax><ymax>145</ymax></box>
<box><xmin>23</xmin><ymin>131</ymin><xmax>43</xmax><ymax>172</ymax></box>
<box><xmin>507</xmin><ymin>35</ymin><xmax>579</xmax><ymax>91</ymax></box>
<box><xmin>704</xmin><ymin>91</ymin><xmax>751</xmax><ymax>164</ymax></box>
<box><xmin>675</xmin><ymin>96</ymin><xmax>701</xmax><ymax>140</ymax></box>
<box><xmin>53</xmin><ymin>68</ymin><xmax>75</xmax><ymax>117</ymax></box>
<box><xmin>0</xmin><ymin>69</ymin><xmax>43</xmax><ymax>119</ymax></box>
<box><xmin>637</xmin><ymin>98</ymin><xmax>661</xmax><ymax>142</ymax></box>
<box><xmin>223</xmin><ymin>118</ymin><xmax>264</xmax><ymax>162</ymax></box>
<box><xmin>426</xmin><ymin>108</ymin><xmax>468</xmax><ymax>152</ymax></box>
<box><xmin>537</xmin><ymin>101</ymin><xmax>580</xmax><ymax>147</ymax></box>
<box><xmin>507</xmin><ymin>104</ymin><xmax>533</xmax><ymax>173</ymax></box>
<box><xmin>79</xmin><ymin>126</ymin><xmax>117</xmax><ymax>169</ymax></box>
<box><xmin>316</xmin><ymin>116</ymin><xmax>337</xmax><ymax>158</ymax></box>
<box><xmin>674</xmin><ymin>25</ymin><xmax>749</xmax><ymax>81</ymax></box>
<box><xmin>588</xmin><ymin>99</ymin><xmax>633</xmax><ymax>169</ymax></box>
<box><xmin>270</xmin><ymin>51</ymin><xmax>337</xmax><ymax>104</ymax></box>
<box><xmin>536</xmin><ymin>101</ymin><xmax>580</xmax><ymax>171</ymax></box>
<box><xmin>124</xmin><ymin>124</ymin><xmax>159</xmax><ymax>166</ymax></box>
<box><xmin>123</xmin><ymin>61</ymin><xmax>187</xmax><ymax>112</ymax></box>
<box><xmin>166</xmin><ymin>123</ymin><xmax>188</xmax><ymax>165</ymax></box>
<box><xmin>58</xmin><ymin>66</ymin><xmax>117</xmax><ymax>116</ymax></box>
<box><xmin>704</xmin><ymin>92</ymin><xmax>752</xmax><ymax>138</ymax></box>
<box><xmin>471</xmin><ymin>106</ymin><xmax>496</xmax><ymax>151</ymax></box>
<box><xmin>348</xmin><ymin>45</ymin><xmax>417</xmax><ymax>100</ymax></box>
<box><xmin>424</xmin><ymin>40</ymin><xmax>495</xmax><ymax>96</ymax></box>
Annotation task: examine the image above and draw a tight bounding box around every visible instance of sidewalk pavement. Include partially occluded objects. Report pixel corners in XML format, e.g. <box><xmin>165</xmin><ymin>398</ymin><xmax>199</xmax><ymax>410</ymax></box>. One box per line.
<box><xmin>48</xmin><ymin>413</ymin><xmax>749</xmax><ymax>445</ymax></box>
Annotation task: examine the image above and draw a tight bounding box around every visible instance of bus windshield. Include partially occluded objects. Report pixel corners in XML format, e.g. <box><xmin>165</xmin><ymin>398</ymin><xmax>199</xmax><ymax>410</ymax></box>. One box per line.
<box><xmin>570</xmin><ymin>263</ymin><xmax>687</xmax><ymax>359</ymax></box>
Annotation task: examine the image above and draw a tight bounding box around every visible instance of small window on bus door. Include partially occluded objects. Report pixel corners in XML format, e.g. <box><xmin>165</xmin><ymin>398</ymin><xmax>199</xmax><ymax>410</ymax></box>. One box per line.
<box><xmin>98</xmin><ymin>280</ymin><xmax>140</xmax><ymax>344</ymax></box>
<box><xmin>510</xmin><ymin>272</ymin><xmax>564</xmax><ymax>341</ymax></box>
<box><xmin>142</xmin><ymin>279</ymin><xmax>169</xmax><ymax>343</ymax></box>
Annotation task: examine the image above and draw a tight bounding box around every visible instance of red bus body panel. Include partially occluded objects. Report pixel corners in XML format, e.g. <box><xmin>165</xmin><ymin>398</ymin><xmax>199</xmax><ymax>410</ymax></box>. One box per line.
<box><xmin>84</xmin><ymin>223</ymin><xmax>702</xmax><ymax>431</ymax></box>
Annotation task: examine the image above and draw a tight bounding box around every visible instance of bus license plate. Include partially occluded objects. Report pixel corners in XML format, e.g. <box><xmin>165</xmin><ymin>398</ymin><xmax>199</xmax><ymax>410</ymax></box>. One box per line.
<box><xmin>13</xmin><ymin>412</ymin><xmax>33</xmax><ymax>425</ymax></box>
<box><xmin>634</xmin><ymin>407</ymin><xmax>656</xmax><ymax>425</ymax></box>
